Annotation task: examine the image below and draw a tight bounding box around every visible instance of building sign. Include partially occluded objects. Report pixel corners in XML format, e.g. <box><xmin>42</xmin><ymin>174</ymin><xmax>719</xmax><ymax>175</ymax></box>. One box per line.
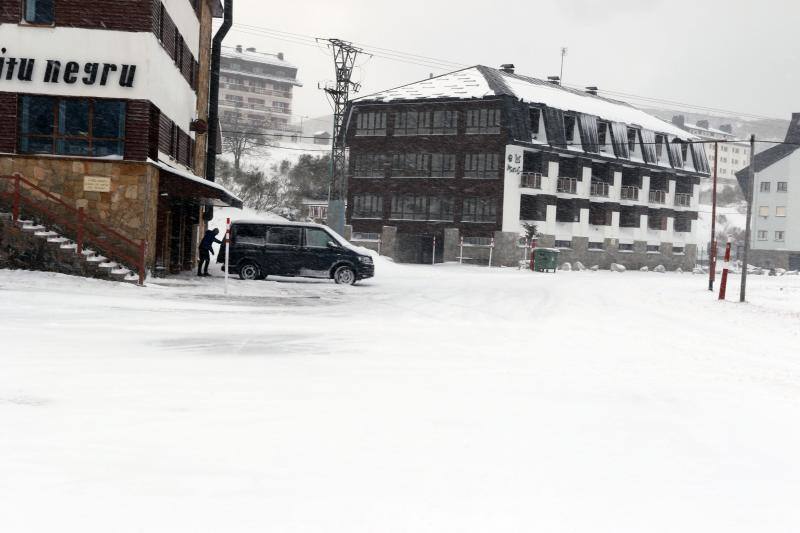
<box><xmin>83</xmin><ymin>176</ymin><xmax>112</xmax><ymax>193</ymax></box>
<box><xmin>0</xmin><ymin>48</ymin><xmax>136</xmax><ymax>87</ymax></box>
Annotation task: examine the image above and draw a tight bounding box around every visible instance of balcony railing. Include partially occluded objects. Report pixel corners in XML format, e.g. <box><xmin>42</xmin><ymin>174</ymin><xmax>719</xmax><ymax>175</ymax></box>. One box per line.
<box><xmin>674</xmin><ymin>193</ymin><xmax>692</xmax><ymax>207</ymax></box>
<box><xmin>590</xmin><ymin>180</ymin><xmax>610</xmax><ymax>197</ymax></box>
<box><xmin>649</xmin><ymin>189</ymin><xmax>667</xmax><ymax>204</ymax></box>
<box><xmin>221</xmin><ymin>82</ymin><xmax>292</xmax><ymax>98</ymax></box>
<box><xmin>520</xmin><ymin>172</ymin><xmax>542</xmax><ymax>189</ymax></box>
<box><xmin>557</xmin><ymin>177</ymin><xmax>577</xmax><ymax>194</ymax></box>
<box><xmin>621</xmin><ymin>186</ymin><xmax>639</xmax><ymax>201</ymax></box>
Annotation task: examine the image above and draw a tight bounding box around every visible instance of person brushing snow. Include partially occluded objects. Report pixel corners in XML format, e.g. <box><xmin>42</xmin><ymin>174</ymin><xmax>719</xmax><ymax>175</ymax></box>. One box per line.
<box><xmin>198</xmin><ymin>228</ymin><xmax>222</xmax><ymax>277</ymax></box>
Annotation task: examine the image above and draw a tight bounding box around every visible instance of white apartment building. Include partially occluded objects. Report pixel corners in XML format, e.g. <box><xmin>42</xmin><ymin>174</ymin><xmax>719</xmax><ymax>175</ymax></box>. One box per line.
<box><xmin>672</xmin><ymin>116</ymin><xmax>750</xmax><ymax>184</ymax></box>
<box><xmin>736</xmin><ymin>114</ymin><xmax>800</xmax><ymax>270</ymax></box>
<box><xmin>219</xmin><ymin>45</ymin><xmax>302</xmax><ymax>139</ymax></box>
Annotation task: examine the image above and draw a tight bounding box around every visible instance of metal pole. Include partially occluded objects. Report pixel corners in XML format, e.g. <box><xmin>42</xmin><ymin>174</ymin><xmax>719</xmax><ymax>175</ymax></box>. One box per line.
<box><xmin>431</xmin><ymin>235</ymin><xmax>436</xmax><ymax>266</ymax></box>
<box><xmin>708</xmin><ymin>141</ymin><xmax>718</xmax><ymax>291</ymax></box>
<box><xmin>488</xmin><ymin>237</ymin><xmax>494</xmax><ymax>268</ymax></box>
<box><xmin>459</xmin><ymin>236</ymin><xmax>463</xmax><ymax>264</ymax></box>
<box><xmin>740</xmin><ymin>134</ymin><xmax>755</xmax><ymax>303</ymax></box>
<box><xmin>224</xmin><ymin>217</ymin><xmax>230</xmax><ymax>295</ymax></box>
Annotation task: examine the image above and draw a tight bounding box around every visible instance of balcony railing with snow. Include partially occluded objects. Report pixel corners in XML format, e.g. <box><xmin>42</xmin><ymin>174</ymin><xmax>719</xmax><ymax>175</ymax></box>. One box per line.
<box><xmin>590</xmin><ymin>180</ymin><xmax>610</xmax><ymax>197</ymax></box>
<box><xmin>621</xmin><ymin>186</ymin><xmax>639</xmax><ymax>201</ymax></box>
<box><xmin>557</xmin><ymin>177</ymin><xmax>577</xmax><ymax>194</ymax></box>
<box><xmin>674</xmin><ymin>193</ymin><xmax>692</xmax><ymax>207</ymax></box>
<box><xmin>520</xmin><ymin>172</ymin><xmax>542</xmax><ymax>189</ymax></box>
<box><xmin>649</xmin><ymin>190</ymin><xmax>666</xmax><ymax>204</ymax></box>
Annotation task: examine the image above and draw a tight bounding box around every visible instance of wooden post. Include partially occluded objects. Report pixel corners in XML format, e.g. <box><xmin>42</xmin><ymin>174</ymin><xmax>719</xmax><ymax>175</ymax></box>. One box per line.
<box><xmin>138</xmin><ymin>240</ymin><xmax>147</xmax><ymax>286</ymax></box>
<box><xmin>12</xmin><ymin>173</ymin><xmax>20</xmax><ymax>222</ymax></box>
<box><xmin>76</xmin><ymin>207</ymin><xmax>84</xmax><ymax>255</ymax></box>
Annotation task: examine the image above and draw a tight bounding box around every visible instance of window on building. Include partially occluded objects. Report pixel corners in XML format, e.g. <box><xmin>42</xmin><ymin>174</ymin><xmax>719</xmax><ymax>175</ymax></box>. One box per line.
<box><xmin>775</xmin><ymin>231</ymin><xmax>785</xmax><ymax>242</ymax></box>
<box><xmin>758</xmin><ymin>206</ymin><xmax>769</xmax><ymax>217</ymax></box>
<box><xmin>776</xmin><ymin>206</ymin><xmax>786</xmax><ymax>217</ymax></box>
<box><xmin>391</xmin><ymin>153</ymin><xmax>431</xmax><ymax>177</ymax></box>
<box><xmin>588</xmin><ymin>241</ymin><xmax>604</xmax><ymax>250</ymax></box>
<box><xmin>618</xmin><ymin>243</ymin><xmax>634</xmax><ymax>251</ymax></box>
<box><xmin>355</xmin><ymin>111</ymin><xmax>387</xmax><ymax>136</ymax></box>
<box><xmin>563</xmin><ymin>115</ymin><xmax>576</xmax><ymax>142</ymax></box>
<box><xmin>597</xmin><ymin>122</ymin><xmax>608</xmax><ymax>150</ymax></box>
<box><xmin>464</xmin><ymin>153</ymin><xmax>500</xmax><ymax>179</ymax></box>
<box><xmin>352</xmin><ymin>154</ymin><xmax>386</xmax><ymax>177</ymax></box>
<box><xmin>720</xmin><ymin>157</ymin><xmax>728</xmax><ymax>163</ymax></box>
<box><xmin>529</xmin><ymin>108</ymin><xmax>540</xmax><ymax>135</ymax></box>
<box><xmin>466</xmin><ymin>108</ymin><xmax>501</xmax><ymax>134</ymax></box>
<box><xmin>461</xmin><ymin>197</ymin><xmax>497</xmax><ymax>223</ymax></box>
<box><xmin>19</xmin><ymin>96</ymin><xmax>126</xmax><ymax>157</ymax></box>
<box><xmin>431</xmin><ymin>153</ymin><xmax>456</xmax><ymax>177</ymax></box>
<box><xmin>266</xmin><ymin>227</ymin><xmax>301</xmax><ymax>247</ymax></box>
<box><xmin>390</xmin><ymin>195</ymin><xmax>453</xmax><ymax>221</ymax></box>
<box><xmin>757</xmin><ymin>230</ymin><xmax>768</xmax><ymax>241</ymax></box>
<box><xmin>394</xmin><ymin>110</ymin><xmax>420</xmax><ymax>136</ymax></box>
<box><xmin>648</xmin><ymin>212</ymin><xmax>667</xmax><ymax>230</ymax></box>
<box><xmin>760</xmin><ymin>182</ymin><xmax>770</xmax><ymax>192</ymax></box>
<box><xmin>655</xmin><ymin>134</ymin><xmax>665</xmax><ymax>160</ymax></box>
<box><xmin>777</xmin><ymin>181</ymin><xmax>788</xmax><ymax>192</ymax></box>
<box><xmin>430</xmin><ymin>110</ymin><xmax>457</xmax><ymax>135</ymax></box>
<box><xmin>673</xmin><ymin>246</ymin><xmax>685</xmax><ymax>255</ymax></box>
<box><xmin>352</xmin><ymin>194</ymin><xmax>383</xmax><ymax>219</ymax></box>
<box><xmin>674</xmin><ymin>215</ymin><xmax>692</xmax><ymax>233</ymax></box>
<box><xmin>646</xmin><ymin>244</ymin><xmax>660</xmax><ymax>253</ymax></box>
<box><xmin>627</xmin><ymin>128</ymin><xmax>638</xmax><ymax>152</ymax></box>
<box><xmin>24</xmin><ymin>0</ymin><xmax>53</xmax><ymax>24</ymax></box>
<box><xmin>554</xmin><ymin>240</ymin><xmax>572</xmax><ymax>249</ymax></box>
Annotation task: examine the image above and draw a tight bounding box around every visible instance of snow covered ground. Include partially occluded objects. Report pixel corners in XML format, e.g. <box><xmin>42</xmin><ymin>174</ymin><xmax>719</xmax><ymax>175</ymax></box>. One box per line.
<box><xmin>1</xmin><ymin>261</ymin><xmax>800</xmax><ymax>532</ymax></box>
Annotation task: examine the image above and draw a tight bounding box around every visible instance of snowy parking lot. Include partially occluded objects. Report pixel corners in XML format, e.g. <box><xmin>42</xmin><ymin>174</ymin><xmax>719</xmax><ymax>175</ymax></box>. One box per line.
<box><xmin>2</xmin><ymin>260</ymin><xmax>800</xmax><ymax>532</ymax></box>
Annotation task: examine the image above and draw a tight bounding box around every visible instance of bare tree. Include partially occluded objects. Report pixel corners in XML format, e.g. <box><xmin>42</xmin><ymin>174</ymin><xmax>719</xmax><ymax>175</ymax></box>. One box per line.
<box><xmin>220</xmin><ymin>109</ymin><xmax>270</xmax><ymax>175</ymax></box>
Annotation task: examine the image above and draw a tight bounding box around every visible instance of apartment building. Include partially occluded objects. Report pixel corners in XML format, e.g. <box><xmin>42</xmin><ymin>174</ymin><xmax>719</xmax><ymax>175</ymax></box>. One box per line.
<box><xmin>0</xmin><ymin>0</ymin><xmax>241</xmax><ymax>276</ymax></box>
<box><xmin>672</xmin><ymin>115</ymin><xmax>750</xmax><ymax>184</ymax></box>
<box><xmin>219</xmin><ymin>45</ymin><xmax>302</xmax><ymax>140</ymax></box>
<box><xmin>345</xmin><ymin>65</ymin><xmax>709</xmax><ymax>269</ymax></box>
<box><xmin>735</xmin><ymin>114</ymin><xmax>800</xmax><ymax>270</ymax></box>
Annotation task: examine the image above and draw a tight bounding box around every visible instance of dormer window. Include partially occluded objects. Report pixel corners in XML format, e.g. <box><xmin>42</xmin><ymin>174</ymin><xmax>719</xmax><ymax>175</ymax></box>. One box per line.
<box><xmin>563</xmin><ymin>115</ymin><xmax>576</xmax><ymax>143</ymax></box>
<box><xmin>530</xmin><ymin>108</ymin><xmax>540</xmax><ymax>136</ymax></box>
<box><xmin>655</xmin><ymin>134</ymin><xmax>665</xmax><ymax>160</ymax></box>
<box><xmin>24</xmin><ymin>0</ymin><xmax>54</xmax><ymax>24</ymax></box>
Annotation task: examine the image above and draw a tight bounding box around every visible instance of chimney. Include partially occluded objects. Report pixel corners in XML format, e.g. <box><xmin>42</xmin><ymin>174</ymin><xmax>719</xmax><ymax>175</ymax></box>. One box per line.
<box><xmin>585</xmin><ymin>86</ymin><xmax>598</xmax><ymax>95</ymax></box>
<box><xmin>246</xmin><ymin>47</ymin><xmax>256</xmax><ymax>53</ymax></box>
<box><xmin>697</xmin><ymin>119</ymin><xmax>709</xmax><ymax>129</ymax></box>
<box><xmin>547</xmin><ymin>76</ymin><xmax>561</xmax><ymax>85</ymax></box>
<box><xmin>719</xmin><ymin>124</ymin><xmax>733</xmax><ymax>134</ymax></box>
<box><xmin>672</xmin><ymin>115</ymin><xmax>685</xmax><ymax>127</ymax></box>
<box><xmin>499</xmin><ymin>63</ymin><xmax>515</xmax><ymax>74</ymax></box>
<box><xmin>235</xmin><ymin>44</ymin><xmax>242</xmax><ymax>53</ymax></box>
<box><xmin>785</xmin><ymin>112</ymin><xmax>800</xmax><ymax>144</ymax></box>
<box><xmin>277</xmin><ymin>52</ymin><xmax>284</xmax><ymax>61</ymax></box>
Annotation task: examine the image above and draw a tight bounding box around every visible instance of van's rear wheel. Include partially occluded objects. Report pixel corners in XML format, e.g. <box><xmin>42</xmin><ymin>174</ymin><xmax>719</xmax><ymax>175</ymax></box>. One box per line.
<box><xmin>333</xmin><ymin>265</ymin><xmax>356</xmax><ymax>285</ymax></box>
<box><xmin>238</xmin><ymin>261</ymin><xmax>262</xmax><ymax>281</ymax></box>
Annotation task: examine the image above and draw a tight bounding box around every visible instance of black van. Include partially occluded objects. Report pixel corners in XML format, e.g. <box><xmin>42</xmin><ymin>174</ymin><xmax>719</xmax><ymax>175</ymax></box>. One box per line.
<box><xmin>217</xmin><ymin>220</ymin><xmax>374</xmax><ymax>284</ymax></box>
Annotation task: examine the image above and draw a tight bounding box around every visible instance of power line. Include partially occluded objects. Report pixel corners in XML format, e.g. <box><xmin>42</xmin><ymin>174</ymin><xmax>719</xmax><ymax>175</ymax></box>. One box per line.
<box><xmin>226</xmin><ymin>23</ymin><xmax>784</xmax><ymax>122</ymax></box>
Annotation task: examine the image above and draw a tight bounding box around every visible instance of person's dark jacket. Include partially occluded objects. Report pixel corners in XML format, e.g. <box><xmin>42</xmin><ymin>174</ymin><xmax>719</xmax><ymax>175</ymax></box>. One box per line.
<box><xmin>200</xmin><ymin>228</ymin><xmax>223</xmax><ymax>252</ymax></box>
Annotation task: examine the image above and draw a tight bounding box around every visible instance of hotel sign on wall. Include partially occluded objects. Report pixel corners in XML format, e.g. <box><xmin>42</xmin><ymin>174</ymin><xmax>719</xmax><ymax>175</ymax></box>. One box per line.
<box><xmin>83</xmin><ymin>176</ymin><xmax>112</xmax><ymax>193</ymax></box>
<box><xmin>0</xmin><ymin>47</ymin><xmax>136</xmax><ymax>87</ymax></box>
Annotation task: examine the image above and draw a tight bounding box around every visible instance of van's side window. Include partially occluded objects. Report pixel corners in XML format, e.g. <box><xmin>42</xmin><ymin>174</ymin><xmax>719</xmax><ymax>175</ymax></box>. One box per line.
<box><xmin>305</xmin><ymin>228</ymin><xmax>332</xmax><ymax>248</ymax></box>
<box><xmin>235</xmin><ymin>224</ymin><xmax>266</xmax><ymax>245</ymax></box>
<box><xmin>267</xmin><ymin>227</ymin><xmax>301</xmax><ymax>246</ymax></box>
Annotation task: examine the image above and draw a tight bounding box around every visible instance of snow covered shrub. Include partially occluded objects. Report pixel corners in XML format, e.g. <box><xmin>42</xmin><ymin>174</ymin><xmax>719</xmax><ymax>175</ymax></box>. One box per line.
<box><xmin>610</xmin><ymin>263</ymin><xmax>626</xmax><ymax>273</ymax></box>
<box><xmin>653</xmin><ymin>265</ymin><xmax>666</xmax><ymax>273</ymax></box>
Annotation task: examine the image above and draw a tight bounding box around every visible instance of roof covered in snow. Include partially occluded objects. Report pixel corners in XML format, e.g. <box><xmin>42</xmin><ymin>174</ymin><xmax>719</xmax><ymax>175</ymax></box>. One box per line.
<box><xmin>356</xmin><ymin>65</ymin><xmax>694</xmax><ymax>139</ymax></box>
<box><xmin>221</xmin><ymin>47</ymin><xmax>297</xmax><ymax>71</ymax></box>
<box><xmin>734</xmin><ymin>113</ymin><xmax>800</xmax><ymax>191</ymax></box>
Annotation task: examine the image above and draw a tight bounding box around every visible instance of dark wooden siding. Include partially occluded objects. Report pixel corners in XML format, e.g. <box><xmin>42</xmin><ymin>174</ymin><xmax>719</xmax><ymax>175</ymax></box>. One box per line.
<box><xmin>0</xmin><ymin>92</ymin><xmax>17</xmax><ymax>153</ymax></box>
<box><xmin>124</xmin><ymin>100</ymin><xmax>152</xmax><ymax>161</ymax></box>
<box><xmin>56</xmin><ymin>0</ymin><xmax>152</xmax><ymax>32</ymax></box>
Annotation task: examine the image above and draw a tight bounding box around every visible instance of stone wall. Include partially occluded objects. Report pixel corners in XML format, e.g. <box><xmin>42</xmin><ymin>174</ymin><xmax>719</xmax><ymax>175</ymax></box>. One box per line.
<box><xmin>0</xmin><ymin>155</ymin><xmax>159</xmax><ymax>265</ymax></box>
<box><xmin>746</xmin><ymin>249</ymin><xmax>800</xmax><ymax>270</ymax></box>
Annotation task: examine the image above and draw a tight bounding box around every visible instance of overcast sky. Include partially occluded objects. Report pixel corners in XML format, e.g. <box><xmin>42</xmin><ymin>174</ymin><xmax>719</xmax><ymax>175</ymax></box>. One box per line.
<box><xmin>224</xmin><ymin>0</ymin><xmax>799</xmax><ymax>128</ymax></box>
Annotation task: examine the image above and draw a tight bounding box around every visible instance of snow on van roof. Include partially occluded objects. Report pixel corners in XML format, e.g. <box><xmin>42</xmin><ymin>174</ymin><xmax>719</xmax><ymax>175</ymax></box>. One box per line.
<box><xmin>356</xmin><ymin>65</ymin><xmax>694</xmax><ymax>139</ymax></box>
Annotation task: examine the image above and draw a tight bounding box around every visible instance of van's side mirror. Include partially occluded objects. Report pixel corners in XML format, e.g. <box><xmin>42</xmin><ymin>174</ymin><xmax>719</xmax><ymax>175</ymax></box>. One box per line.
<box><xmin>327</xmin><ymin>241</ymin><xmax>340</xmax><ymax>249</ymax></box>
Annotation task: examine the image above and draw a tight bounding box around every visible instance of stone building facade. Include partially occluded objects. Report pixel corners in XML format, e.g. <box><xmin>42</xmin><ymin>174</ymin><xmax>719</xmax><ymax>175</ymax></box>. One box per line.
<box><xmin>0</xmin><ymin>0</ymin><xmax>241</xmax><ymax>276</ymax></box>
<box><xmin>345</xmin><ymin>65</ymin><xmax>708</xmax><ymax>269</ymax></box>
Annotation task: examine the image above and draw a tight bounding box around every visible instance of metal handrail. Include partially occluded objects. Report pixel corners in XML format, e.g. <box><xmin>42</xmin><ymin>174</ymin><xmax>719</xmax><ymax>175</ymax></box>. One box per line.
<box><xmin>621</xmin><ymin>186</ymin><xmax>639</xmax><ymax>200</ymax></box>
<box><xmin>520</xmin><ymin>172</ymin><xmax>542</xmax><ymax>189</ymax></box>
<box><xmin>649</xmin><ymin>189</ymin><xmax>666</xmax><ymax>204</ymax></box>
<box><xmin>674</xmin><ymin>193</ymin><xmax>692</xmax><ymax>206</ymax></box>
<box><xmin>557</xmin><ymin>177</ymin><xmax>577</xmax><ymax>194</ymax></box>
<box><xmin>0</xmin><ymin>174</ymin><xmax>147</xmax><ymax>285</ymax></box>
<box><xmin>590</xmin><ymin>180</ymin><xmax>610</xmax><ymax>197</ymax></box>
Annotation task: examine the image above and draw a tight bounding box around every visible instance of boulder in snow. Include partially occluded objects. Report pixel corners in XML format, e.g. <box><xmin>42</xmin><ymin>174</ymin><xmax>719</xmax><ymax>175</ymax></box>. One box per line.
<box><xmin>653</xmin><ymin>264</ymin><xmax>666</xmax><ymax>273</ymax></box>
<box><xmin>692</xmin><ymin>267</ymin><xmax>704</xmax><ymax>275</ymax></box>
<box><xmin>639</xmin><ymin>266</ymin><xmax>649</xmax><ymax>272</ymax></box>
<box><xmin>675</xmin><ymin>267</ymin><xmax>683</xmax><ymax>274</ymax></box>
<box><xmin>574</xmin><ymin>261</ymin><xmax>587</xmax><ymax>271</ymax></box>
<box><xmin>775</xmin><ymin>268</ymin><xmax>787</xmax><ymax>276</ymax></box>
<box><xmin>590</xmin><ymin>265</ymin><xmax>600</xmax><ymax>271</ymax></box>
<box><xmin>610</xmin><ymin>263</ymin><xmax>626</xmax><ymax>273</ymax></box>
<box><xmin>559</xmin><ymin>262</ymin><xmax>572</xmax><ymax>271</ymax></box>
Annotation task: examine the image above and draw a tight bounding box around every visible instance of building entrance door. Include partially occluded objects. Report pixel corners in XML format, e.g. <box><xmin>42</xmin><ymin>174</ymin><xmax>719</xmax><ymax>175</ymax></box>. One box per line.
<box><xmin>789</xmin><ymin>253</ymin><xmax>800</xmax><ymax>271</ymax></box>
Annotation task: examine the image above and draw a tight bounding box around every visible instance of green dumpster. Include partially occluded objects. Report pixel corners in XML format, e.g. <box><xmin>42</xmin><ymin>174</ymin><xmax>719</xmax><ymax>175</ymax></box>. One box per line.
<box><xmin>533</xmin><ymin>247</ymin><xmax>560</xmax><ymax>273</ymax></box>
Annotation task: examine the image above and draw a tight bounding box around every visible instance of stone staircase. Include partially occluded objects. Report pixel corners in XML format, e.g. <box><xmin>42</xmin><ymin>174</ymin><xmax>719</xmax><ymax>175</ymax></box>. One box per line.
<box><xmin>0</xmin><ymin>210</ymin><xmax>140</xmax><ymax>283</ymax></box>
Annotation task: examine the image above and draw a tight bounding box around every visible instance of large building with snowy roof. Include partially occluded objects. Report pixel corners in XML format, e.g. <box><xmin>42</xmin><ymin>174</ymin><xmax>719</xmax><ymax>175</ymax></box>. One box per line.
<box><xmin>344</xmin><ymin>65</ymin><xmax>710</xmax><ymax>269</ymax></box>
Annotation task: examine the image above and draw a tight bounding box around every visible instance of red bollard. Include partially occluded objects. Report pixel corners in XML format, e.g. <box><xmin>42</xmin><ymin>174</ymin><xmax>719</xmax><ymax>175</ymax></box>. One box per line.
<box><xmin>718</xmin><ymin>238</ymin><xmax>732</xmax><ymax>300</ymax></box>
<box><xmin>529</xmin><ymin>239</ymin><xmax>537</xmax><ymax>271</ymax></box>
